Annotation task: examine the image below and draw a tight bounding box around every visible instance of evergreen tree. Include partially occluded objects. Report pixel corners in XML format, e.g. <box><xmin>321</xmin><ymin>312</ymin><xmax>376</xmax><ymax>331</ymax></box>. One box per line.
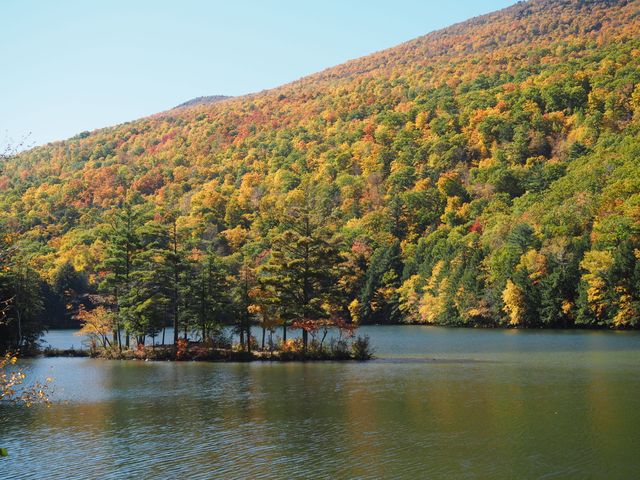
<box><xmin>194</xmin><ymin>250</ymin><xmax>230</xmax><ymax>342</ymax></box>
<box><xmin>358</xmin><ymin>241</ymin><xmax>404</xmax><ymax>324</ymax></box>
<box><xmin>53</xmin><ymin>261</ymin><xmax>87</xmax><ymax>297</ymax></box>
<box><xmin>121</xmin><ymin>241</ymin><xmax>169</xmax><ymax>346</ymax></box>
<box><xmin>98</xmin><ymin>201</ymin><xmax>146</xmax><ymax>349</ymax></box>
<box><xmin>0</xmin><ymin>223</ymin><xmax>45</xmax><ymax>351</ymax></box>
<box><xmin>2</xmin><ymin>258</ymin><xmax>45</xmax><ymax>349</ymax></box>
<box><xmin>234</xmin><ymin>260</ymin><xmax>257</xmax><ymax>352</ymax></box>
<box><xmin>262</xmin><ymin>188</ymin><xmax>344</xmax><ymax>349</ymax></box>
<box><xmin>142</xmin><ymin>210</ymin><xmax>190</xmax><ymax>346</ymax></box>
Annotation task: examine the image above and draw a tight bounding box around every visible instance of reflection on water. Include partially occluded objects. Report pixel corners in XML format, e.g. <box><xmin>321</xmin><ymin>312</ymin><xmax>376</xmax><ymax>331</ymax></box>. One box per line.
<box><xmin>2</xmin><ymin>326</ymin><xmax>640</xmax><ymax>479</ymax></box>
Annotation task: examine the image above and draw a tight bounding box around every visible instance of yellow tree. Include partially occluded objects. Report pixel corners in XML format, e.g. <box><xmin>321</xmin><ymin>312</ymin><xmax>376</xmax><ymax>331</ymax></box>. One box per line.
<box><xmin>502</xmin><ymin>279</ymin><xmax>526</xmax><ymax>326</ymax></box>
<box><xmin>580</xmin><ymin>250</ymin><xmax>614</xmax><ymax>324</ymax></box>
<box><xmin>75</xmin><ymin>306</ymin><xmax>115</xmax><ymax>351</ymax></box>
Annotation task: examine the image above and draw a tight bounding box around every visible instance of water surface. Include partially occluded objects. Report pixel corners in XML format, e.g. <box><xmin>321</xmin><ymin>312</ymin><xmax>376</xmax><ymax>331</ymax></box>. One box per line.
<box><xmin>2</xmin><ymin>326</ymin><xmax>639</xmax><ymax>479</ymax></box>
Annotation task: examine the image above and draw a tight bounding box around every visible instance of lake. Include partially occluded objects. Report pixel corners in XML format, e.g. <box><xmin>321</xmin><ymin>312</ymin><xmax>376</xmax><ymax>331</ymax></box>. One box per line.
<box><xmin>2</xmin><ymin>326</ymin><xmax>640</xmax><ymax>479</ymax></box>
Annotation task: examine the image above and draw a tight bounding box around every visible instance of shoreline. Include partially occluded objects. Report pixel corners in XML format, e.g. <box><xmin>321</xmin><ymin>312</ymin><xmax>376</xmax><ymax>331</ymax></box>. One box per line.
<box><xmin>38</xmin><ymin>344</ymin><xmax>373</xmax><ymax>362</ymax></box>
<box><xmin>43</xmin><ymin>323</ymin><xmax>640</xmax><ymax>333</ymax></box>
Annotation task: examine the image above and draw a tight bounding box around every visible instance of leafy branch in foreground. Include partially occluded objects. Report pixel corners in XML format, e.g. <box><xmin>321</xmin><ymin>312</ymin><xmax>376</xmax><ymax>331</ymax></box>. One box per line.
<box><xmin>1</xmin><ymin>352</ymin><xmax>53</xmax><ymax>457</ymax></box>
<box><xmin>0</xmin><ymin>353</ymin><xmax>52</xmax><ymax>407</ymax></box>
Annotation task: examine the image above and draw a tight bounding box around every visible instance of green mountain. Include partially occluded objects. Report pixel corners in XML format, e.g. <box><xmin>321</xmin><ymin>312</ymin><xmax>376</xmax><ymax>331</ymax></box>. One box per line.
<box><xmin>1</xmin><ymin>0</ymin><xmax>640</xmax><ymax>345</ymax></box>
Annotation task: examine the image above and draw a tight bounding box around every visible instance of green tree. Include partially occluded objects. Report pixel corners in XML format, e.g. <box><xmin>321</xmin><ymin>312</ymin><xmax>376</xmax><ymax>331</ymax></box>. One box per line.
<box><xmin>233</xmin><ymin>260</ymin><xmax>258</xmax><ymax>352</ymax></box>
<box><xmin>262</xmin><ymin>189</ymin><xmax>344</xmax><ymax>349</ymax></box>
<box><xmin>193</xmin><ymin>249</ymin><xmax>230</xmax><ymax>342</ymax></box>
<box><xmin>142</xmin><ymin>210</ymin><xmax>191</xmax><ymax>346</ymax></box>
<box><xmin>98</xmin><ymin>201</ymin><xmax>147</xmax><ymax>349</ymax></box>
<box><xmin>358</xmin><ymin>241</ymin><xmax>404</xmax><ymax>324</ymax></box>
<box><xmin>3</xmin><ymin>257</ymin><xmax>44</xmax><ymax>349</ymax></box>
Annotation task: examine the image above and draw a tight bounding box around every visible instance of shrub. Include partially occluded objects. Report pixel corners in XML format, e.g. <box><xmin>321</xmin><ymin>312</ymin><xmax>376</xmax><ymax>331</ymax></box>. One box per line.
<box><xmin>175</xmin><ymin>338</ymin><xmax>189</xmax><ymax>360</ymax></box>
<box><xmin>329</xmin><ymin>338</ymin><xmax>351</xmax><ymax>360</ymax></box>
<box><xmin>351</xmin><ymin>335</ymin><xmax>374</xmax><ymax>360</ymax></box>
<box><xmin>209</xmin><ymin>327</ymin><xmax>232</xmax><ymax>349</ymax></box>
<box><xmin>278</xmin><ymin>338</ymin><xmax>304</xmax><ymax>360</ymax></box>
<box><xmin>279</xmin><ymin>338</ymin><xmax>303</xmax><ymax>353</ymax></box>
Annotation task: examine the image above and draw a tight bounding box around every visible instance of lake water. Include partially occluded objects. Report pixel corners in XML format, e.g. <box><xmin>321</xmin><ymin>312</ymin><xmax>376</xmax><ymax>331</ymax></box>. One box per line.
<box><xmin>2</xmin><ymin>326</ymin><xmax>640</xmax><ymax>479</ymax></box>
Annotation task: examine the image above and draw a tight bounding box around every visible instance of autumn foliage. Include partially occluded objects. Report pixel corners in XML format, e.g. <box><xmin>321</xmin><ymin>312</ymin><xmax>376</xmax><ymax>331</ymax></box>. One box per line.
<box><xmin>1</xmin><ymin>0</ymin><xmax>640</xmax><ymax>336</ymax></box>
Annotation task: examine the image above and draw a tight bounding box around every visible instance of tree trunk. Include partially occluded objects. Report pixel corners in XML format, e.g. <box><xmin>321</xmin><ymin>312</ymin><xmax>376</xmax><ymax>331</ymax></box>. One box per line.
<box><xmin>246</xmin><ymin>323</ymin><xmax>252</xmax><ymax>353</ymax></box>
<box><xmin>114</xmin><ymin>288</ymin><xmax>121</xmax><ymax>352</ymax></box>
<box><xmin>173</xmin><ymin>292</ymin><xmax>179</xmax><ymax>346</ymax></box>
<box><xmin>173</xmin><ymin>220</ymin><xmax>179</xmax><ymax>347</ymax></box>
<box><xmin>16</xmin><ymin>309</ymin><xmax>22</xmax><ymax>348</ymax></box>
<box><xmin>201</xmin><ymin>272</ymin><xmax>207</xmax><ymax>342</ymax></box>
<box><xmin>320</xmin><ymin>329</ymin><xmax>328</xmax><ymax>349</ymax></box>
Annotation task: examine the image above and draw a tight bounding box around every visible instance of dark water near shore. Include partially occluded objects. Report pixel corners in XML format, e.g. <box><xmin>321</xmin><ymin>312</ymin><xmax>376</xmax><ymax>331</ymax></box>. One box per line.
<box><xmin>2</xmin><ymin>326</ymin><xmax>640</xmax><ymax>479</ymax></box>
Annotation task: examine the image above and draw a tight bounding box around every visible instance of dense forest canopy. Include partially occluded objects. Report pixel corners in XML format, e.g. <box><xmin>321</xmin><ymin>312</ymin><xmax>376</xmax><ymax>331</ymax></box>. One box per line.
<box><xmin>2</xmin><ymin>0</ymin><xmax>640</xmax><ymax>350</ymax></box>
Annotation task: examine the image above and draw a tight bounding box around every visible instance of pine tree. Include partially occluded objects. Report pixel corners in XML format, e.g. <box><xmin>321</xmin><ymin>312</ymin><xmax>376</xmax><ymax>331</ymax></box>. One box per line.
<box><xmin>234</xmin><ymin>261</ymin><xmax>257</xmax><ymax>352</ymax></box>
<box><xmin>0</xmin><ymin>219</ymin><xmax>46</xmax><ymax>351</ymax></box>
<box><xmin>262</xmin><ymin>188</ymin><xmax>344</xmax><ymax>350</ymax></box>
<box><xmin>0</xmin><ymin>222</ymin><xmax>14</xmax><ymax>328</ymax></box>
<box><xmin>142</xmin><ymin>210</ymin><xmax>191</xmax><ymax>346</ymax></box>
<box><xmin>6</xmin><ymin>259</ymin><xmax>44</xmax><ymax>349</ymax></box>
<box><xmin>98</xmin><ymin>201</ymin><xmax>146</xmax><ymax>350</ymax></box>
<box><xmin>194</xmin><ymin>250</ymin><xmax>230</xmax><ymax>342</ymax></box>
<box><xmin>358</xmin><ymin>241</ymin><xmax>404</xmax><ymax>324</ymax></box>
<box><xmin>121</xmin><ymin>239</ymin><xmax>170</xmax><ymax>346</ymax></box>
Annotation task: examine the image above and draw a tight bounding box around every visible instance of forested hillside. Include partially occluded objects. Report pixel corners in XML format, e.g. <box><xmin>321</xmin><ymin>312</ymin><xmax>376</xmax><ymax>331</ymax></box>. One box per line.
<box><xmin>2</xmin><ymin>0</ymin><xmax>640</xmax><ymax>349</ymax></box>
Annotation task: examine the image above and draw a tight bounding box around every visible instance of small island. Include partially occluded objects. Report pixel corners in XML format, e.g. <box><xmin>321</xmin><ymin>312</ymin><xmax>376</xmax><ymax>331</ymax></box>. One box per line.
<box><xmin>43</xmin><ymin>334</ymin><xmax>374</xmax><ymax>362</ymax></box>
<box><xmin>43</xmin><ymin>313</ymin><xmax>374</xmax><ymax>362</ymax></box>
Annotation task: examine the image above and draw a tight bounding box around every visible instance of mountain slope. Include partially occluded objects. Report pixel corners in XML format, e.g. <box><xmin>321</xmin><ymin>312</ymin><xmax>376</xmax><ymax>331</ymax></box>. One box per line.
<box><xmin>2</xmin><ymin>0</ymin><xmax>640</xmax><ymax>329</ymax></box>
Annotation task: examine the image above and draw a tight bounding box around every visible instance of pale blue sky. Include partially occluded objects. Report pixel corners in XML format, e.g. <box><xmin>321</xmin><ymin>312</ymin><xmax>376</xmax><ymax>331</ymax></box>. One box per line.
<box><xmin>0</xmin><ymin>0</ymin><xmax>515</xmax><ymax>148</ymax></box>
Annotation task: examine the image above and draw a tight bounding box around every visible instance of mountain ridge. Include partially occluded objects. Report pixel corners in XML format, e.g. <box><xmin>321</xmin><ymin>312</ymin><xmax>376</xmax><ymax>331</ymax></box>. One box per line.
<box><xmin>173</xmin><ymin>95</ymin><xmax>232</xmax><ymax>110</ymax></box>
